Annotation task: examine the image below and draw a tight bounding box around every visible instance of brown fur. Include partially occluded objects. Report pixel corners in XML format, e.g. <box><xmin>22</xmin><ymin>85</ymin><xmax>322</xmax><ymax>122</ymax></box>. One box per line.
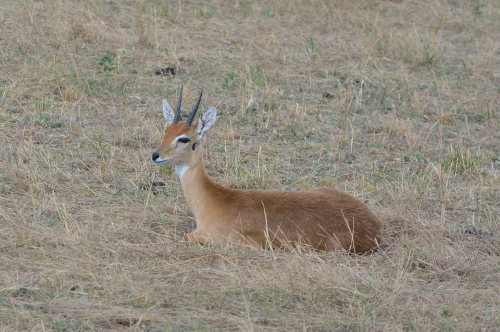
<box><xmin>154</xmin><ymin>121</ymin><xmax>382</xmax><ymax>253</ymax></box>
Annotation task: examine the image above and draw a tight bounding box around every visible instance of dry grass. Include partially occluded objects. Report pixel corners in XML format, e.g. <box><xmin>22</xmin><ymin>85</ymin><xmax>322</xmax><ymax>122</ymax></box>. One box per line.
<box><xmin>1</xmin><ymin>0</ymin><xmax>500</xmax><ymax>331</ymax></box>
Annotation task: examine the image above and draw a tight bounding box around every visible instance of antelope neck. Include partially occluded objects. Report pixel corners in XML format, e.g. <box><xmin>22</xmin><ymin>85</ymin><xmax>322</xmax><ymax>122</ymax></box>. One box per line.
<box><xmin>175</xmin><ymin>164</ymin><xmax>188</xmax><ymax>178</ymax></box>
<box><xmin>178</xmin><ymin>154</ymin><xmax>228</xmax><ymax>221</ymax></box>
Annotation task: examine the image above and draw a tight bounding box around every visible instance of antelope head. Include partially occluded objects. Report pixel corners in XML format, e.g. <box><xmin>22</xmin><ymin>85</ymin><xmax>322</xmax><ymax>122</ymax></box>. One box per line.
<box><xmin>152</xmin><ymin>87</ymin><xmax>217</xmax><ymax>171</ymax></box>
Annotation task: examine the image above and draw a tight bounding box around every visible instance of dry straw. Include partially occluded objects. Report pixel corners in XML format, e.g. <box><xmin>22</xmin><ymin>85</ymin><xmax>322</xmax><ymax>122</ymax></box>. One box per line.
<box><xmin>0</xmin><ymin>0</ymin><xmax>499</xmax><ymax>331</ymax></box>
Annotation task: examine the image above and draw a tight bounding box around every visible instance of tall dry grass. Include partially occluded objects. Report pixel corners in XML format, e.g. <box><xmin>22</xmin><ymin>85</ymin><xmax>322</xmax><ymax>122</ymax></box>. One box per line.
<box><xmin>1</xmin><ymin>0</ymin><xmax>499</xmax><ymax>331</ymax></box>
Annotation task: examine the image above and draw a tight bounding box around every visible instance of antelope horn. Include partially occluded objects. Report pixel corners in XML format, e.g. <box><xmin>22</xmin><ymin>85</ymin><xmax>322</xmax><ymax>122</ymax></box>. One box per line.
<box><xmin>173</xmin><ymin>86</ymin><xmax>183</xmax><ymax>123</ymax></box>
<box><xmin>186</xmin><ymin>90</ymin><xmax>203</xmax><ymax>126</ymax></box>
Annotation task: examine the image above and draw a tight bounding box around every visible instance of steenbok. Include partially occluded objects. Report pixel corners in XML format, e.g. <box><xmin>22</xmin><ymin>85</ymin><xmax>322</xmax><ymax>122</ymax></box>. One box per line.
<box><xmin>152</xmin><ymin>88</ymin><xmax>381</xmax><ymax>253</ymax></box>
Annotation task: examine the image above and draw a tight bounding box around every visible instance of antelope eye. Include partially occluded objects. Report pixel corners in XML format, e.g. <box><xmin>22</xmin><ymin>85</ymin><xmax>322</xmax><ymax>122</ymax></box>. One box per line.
<box><xmin>177</xmin><ymin>138</ymin><xmax>191</xmax><ymax>144</ymax></box>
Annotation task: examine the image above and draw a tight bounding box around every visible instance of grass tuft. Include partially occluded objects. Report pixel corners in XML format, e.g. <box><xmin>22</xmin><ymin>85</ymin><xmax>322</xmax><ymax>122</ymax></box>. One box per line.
<box><xmin>443</xmin><ymin>146</ymin><xmax>484</xmax><ymax>175</ymax></box>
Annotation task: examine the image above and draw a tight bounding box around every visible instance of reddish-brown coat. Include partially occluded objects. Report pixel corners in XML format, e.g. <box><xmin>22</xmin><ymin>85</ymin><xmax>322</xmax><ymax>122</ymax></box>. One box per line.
<box><xmin>154</xmin><ymin>117</ymin><xmax>381</xmax><ymax>253</ymax></box>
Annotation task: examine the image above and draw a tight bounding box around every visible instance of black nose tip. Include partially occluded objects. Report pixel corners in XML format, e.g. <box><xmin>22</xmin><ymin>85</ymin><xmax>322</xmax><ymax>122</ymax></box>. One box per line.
<box><xmin>152</xmin><ymin>152</ymin><xmax>160</xmax><ymax>161</ymax></box>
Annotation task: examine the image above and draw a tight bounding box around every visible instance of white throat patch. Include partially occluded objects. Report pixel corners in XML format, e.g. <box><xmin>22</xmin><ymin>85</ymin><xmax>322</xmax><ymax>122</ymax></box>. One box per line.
<box><xmin>175</xmin><ymin>164</ymin><xmax>189</xmax><ymax>179</ymax></box>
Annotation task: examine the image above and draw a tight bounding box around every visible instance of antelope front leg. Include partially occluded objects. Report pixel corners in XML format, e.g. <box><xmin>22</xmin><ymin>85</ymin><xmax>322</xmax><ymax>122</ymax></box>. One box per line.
<box><xmin>185</xmin><ymin>229</ymin><xmax>243</xmax><ymax>247</ymax></box>
<box><xmin>185</xmin><ymin>230</ymin><xmax>210</xmax><ymax>245</ymax></box>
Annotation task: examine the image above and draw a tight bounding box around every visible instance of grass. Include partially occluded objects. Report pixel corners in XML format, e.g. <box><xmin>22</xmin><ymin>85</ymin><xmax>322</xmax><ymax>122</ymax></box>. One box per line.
<box><xmin>1</xmin><ymin>0</ymin><xmax>500</xmax><ymax>331</ymax></box>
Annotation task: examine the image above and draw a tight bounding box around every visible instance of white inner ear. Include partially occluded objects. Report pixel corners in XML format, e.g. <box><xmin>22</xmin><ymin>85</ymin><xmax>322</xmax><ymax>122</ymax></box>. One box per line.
<box><xmin>163</xmin><ymin>99</ymin><xmax>175</xmax><ymax>124</ymax></box>
<box><xmin>196</xmin><ymin>106</ymin><xmax>217</xmax><ymax>142</ymax></box>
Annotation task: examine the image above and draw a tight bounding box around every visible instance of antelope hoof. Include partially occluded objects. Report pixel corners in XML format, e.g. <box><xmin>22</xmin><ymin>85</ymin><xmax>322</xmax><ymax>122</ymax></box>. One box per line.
<box><xmin>185</xmin><ymin>232</ymin><xmax>209</xmax><ymax>245</ymax></box>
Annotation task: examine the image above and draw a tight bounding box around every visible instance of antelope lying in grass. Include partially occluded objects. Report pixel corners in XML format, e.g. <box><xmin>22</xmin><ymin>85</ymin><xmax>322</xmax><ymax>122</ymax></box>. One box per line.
<box><xmin>152</xmin><ymin>88</ymin><xmax>381</xmax><ymax>253</ymax></box>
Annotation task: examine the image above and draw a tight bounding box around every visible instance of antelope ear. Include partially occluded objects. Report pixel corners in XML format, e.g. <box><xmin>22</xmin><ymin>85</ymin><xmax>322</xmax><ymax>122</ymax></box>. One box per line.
<box><xmin>196</xmin><ymin>106</ymin><xmax>217</xmax><ymax>141</ymax></box>
<box><xmin>162</xmin><ymin>99</ymin><xmax>175</xmax><ymax>124</ymax></box>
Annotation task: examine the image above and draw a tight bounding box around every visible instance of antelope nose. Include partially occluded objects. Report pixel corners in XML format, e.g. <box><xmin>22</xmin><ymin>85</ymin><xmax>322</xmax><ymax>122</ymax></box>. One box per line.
<box><xmin>152</xmin><ymin>152</ymin><xmax>160</xmax><ymax>162</ymax></box>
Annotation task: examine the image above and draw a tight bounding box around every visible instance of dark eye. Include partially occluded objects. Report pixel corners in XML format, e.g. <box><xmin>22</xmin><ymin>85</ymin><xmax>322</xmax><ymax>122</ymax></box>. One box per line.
<box><xmin>177</xmin><ymin>138</ymin><xmax>191</xmax><ymax>144</ymax></box>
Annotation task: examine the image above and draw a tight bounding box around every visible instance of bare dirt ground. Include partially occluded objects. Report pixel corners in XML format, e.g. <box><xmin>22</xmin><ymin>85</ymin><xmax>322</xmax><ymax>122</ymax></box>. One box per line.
<box><xmin>1</xmin><ymin>0</ymin><xmax>499</xmax><ymax>331</ymax></box>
